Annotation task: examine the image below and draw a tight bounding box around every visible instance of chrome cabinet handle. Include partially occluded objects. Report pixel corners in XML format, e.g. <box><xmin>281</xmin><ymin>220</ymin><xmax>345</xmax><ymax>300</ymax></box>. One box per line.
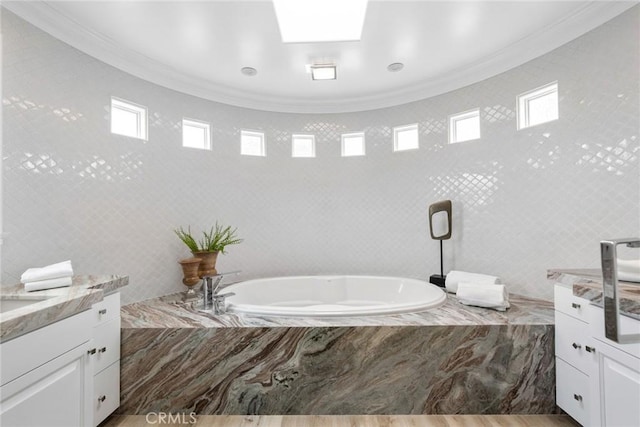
<box><xmin>574</xmin><ymin>394</ymin><xmax>583</xmax><ymax>402</ymax></box>
<box><xmin>572</xmin><ymin>342</ymin><xmax>582</xmax><ymax>350</ymax></box>
<box><xmin>601</xmin><ymin>238</ymin><xmax>640</xmax><ymax>344</ymax></box>
<box><xmin>586</xmin><ymin>345</ymin><xmax>596</xmax><ymax>353</ymax></box>
<box><xmin>98</xmin><ymin>395</ymin><xmax>106</xmax><ymax>403</ymax></box>
<box><xmin>87</xmin><ymin>348</ymin><xmax>96</xmax><ymax>355</ymax></box>
<box><xmin>571</xmin><ymin>302</ymin><xmax>581</xmax><ymax>309</ymax></box>
<box><xmin>98</xmin><ymin>308</ymin><xmax>107</xmax><ymax>315</ymax></box>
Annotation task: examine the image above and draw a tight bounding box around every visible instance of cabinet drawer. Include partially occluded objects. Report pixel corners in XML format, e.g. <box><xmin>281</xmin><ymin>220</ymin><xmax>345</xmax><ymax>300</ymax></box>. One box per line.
<box><xmin>555</xmin><ymin>284</ymin><xmax>591</xmax><ymax>322</ymax></box>
<box><xmin>555</xmin><ymin>311</ymin><xmax>598</xmax><ymax>375</ymax></box>
<box><xmin>556</xmin><ymin>357</ymin><xmax>591</xmax><ymax>426</ymax></box>
<box><xmin>91</xmin><ymin>318</ymin><xmax>120</xmax><ymax>375</ymax></box>
<box><xmin>92</xmin><ymin>292</ymin><xmax>120</xmax><ymax>326</ymax></box>
<box><xmin>93</xmin><ymin>361</ymin><xmax>120</xmax><ymax>426</ymax></box>
<box><xmin>0</xmin><ymin>310</ymin><xmax>92</xmax><ymax>386</ymax></box>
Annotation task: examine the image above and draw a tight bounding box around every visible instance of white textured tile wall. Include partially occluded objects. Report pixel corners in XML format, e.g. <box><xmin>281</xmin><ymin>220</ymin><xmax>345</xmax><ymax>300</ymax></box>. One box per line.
<box><xmin>2</xmin><ymin>7</ymin><xmax>638</xmax><ymax>304</ymax></box>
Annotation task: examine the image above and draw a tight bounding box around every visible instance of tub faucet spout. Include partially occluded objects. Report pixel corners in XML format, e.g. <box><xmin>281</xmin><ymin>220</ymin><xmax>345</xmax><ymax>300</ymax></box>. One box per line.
<box><xmin>201</xmin><ymin>270</ymin><xmax>241</xmax><ymax>313</ymax></box>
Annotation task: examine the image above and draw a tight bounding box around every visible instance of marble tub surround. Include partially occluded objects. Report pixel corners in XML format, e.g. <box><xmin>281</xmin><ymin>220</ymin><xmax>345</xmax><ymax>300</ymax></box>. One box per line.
<box><xmin>120</xmin><ymin>293</ymin><xmax>554</xmax><ymax>415</ymax></box>
<box><xmin>0</xmin><ymin>275</ymin><xmax>129</xmax><ymax>342</ymax></box>
<box><xmin>548</xmin><ymin>269</ymin><xmax>640</xmax><ymax>318</ymax></box>
<box><xmin>121</xmin><ymin>292</ymin><xmax>554</xmax><ymax>328</ymax></box>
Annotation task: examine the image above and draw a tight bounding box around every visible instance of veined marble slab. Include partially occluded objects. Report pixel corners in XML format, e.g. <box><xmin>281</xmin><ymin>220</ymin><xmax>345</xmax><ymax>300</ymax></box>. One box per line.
<box><xmin>121</xmin><ymin>292</ymin><xmax>553</xmax><ymax>328</ymax></box>
<box><xmin>0</xmin><ymin>275</ymin><xmax>128</xmax><ymax>342</ymax></box>
<box><xmin>120</xmin><ymin>292</ymin><xmax>555</xmax><ymax>415</ymax></box>
<box><xmin>548</xmin><ymin>269</ymin><xmax>640</xmax><ymax>318</ymax></box>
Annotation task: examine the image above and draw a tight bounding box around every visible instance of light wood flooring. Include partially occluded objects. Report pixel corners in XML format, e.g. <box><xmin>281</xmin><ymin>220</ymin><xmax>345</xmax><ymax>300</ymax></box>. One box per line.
<box><xmin>102</xmin><ymin>414</ymin><xmax>580</xmax><ymax>427</ymax></box>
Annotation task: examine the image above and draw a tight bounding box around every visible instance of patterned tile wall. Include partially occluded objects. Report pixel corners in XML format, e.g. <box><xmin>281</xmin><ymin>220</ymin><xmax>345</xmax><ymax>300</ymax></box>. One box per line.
<box><xmin>2</xmin><ymin>7</ymin><xmax>638</xmax><ymax>304</ymax></box>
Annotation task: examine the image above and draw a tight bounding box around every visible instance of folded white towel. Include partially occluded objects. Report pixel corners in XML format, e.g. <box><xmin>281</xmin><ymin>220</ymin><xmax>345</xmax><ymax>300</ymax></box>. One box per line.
<box><xmin>21</xmin><ymin>260</ymin><xmax>73</xmax><ymax>283</ymax></box>
<box><xmin>618</xmin><ymin>271</ymin><xmax>640</xmax><ymax>283</ymax></box>
<box><xmin>618</xmin><ymin>259</ymin><xmax>640</xmax><ymax>273</ymax></box>
<box><xmin>456</xmin><ymin>282</ymin><xmax>510</xmax><ymax>311</ymax></box>
<box><xmin>445</xmin><ymin>270</ymin><xmax>500</xmax><ymax>294</ymax></box>
<box><xmin>24</xmin><ymin>276</ymin><xmax>73</xmax><ymax>292</ymax></box>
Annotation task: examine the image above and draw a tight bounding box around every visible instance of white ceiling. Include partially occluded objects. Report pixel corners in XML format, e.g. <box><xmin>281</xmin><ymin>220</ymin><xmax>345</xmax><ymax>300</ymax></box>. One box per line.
<box><xmin>4</xmin><ymin>1</ymin><xmax>636</xmax><ymax>113</ymax></box>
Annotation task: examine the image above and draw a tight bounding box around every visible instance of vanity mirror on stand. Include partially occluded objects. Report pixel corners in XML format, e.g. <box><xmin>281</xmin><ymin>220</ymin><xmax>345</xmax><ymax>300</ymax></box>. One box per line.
<box><xmin>428</xmin><ymin>200</ymin><xmax>452</xmax><ymax>287</ymax></box>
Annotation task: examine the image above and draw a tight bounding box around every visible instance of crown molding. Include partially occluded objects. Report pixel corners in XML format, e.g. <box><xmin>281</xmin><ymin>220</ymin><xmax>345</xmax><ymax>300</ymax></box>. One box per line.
<box><xmin>3</xmin><ymin>1</ymin><xmax>637</xmax><ymax>114</ymax></box>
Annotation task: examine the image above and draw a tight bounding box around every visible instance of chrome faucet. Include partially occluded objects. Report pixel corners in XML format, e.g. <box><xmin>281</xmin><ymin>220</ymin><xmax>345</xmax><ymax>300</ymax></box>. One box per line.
<box><xmin>601</xmin><ymin>238</ymin><xmax>640</xmax><ymax>344</ymax></box>
<box><xmin>201</xmin><ymin>271</ymin><xmax>240</xmax><ymax>314</ymax></box>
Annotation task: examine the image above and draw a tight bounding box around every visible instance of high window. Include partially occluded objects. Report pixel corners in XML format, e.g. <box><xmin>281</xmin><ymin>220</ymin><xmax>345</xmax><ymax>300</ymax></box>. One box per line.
<box><xmin>393</xmin><ymin>124</ymin><xmax>419</xmax><ymax>152</ymax></box>
<box><xmin>241</xmin><ymin>130</ymin><xmax>266</xmax><ymax>156</ymax></box>
<box><xmin>292</xmin><ymin>134</ymin><xmax>316</xmax><ymax>157</ymax></box>
<box><xmin>449</xmin><ymin>109</ymin><xmax>480</xmax><ymax>144</ymax></box>
<box><xmin>110</xmin><ymin>97</ymin><xmax>147</xmax><ymax>140</ymax></box>
<box><xmin>182</xmin><ymin>119</ymin><xmax>211</xmax><ymax>150</ymax></box>
<box><xmin>341</xmin><ymin>132</ymin><xmax>365</xmax><ymax>157</ymax></box>
<box><xmin>517</xmin><ymin>82</ymin><xmax>559</xmax><ymax>130</ymax></box>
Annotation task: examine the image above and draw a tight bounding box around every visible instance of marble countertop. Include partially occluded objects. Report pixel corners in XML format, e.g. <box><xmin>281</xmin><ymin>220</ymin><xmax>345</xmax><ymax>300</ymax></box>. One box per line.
<box><xmin>548</xmin><ymin>268</ymin><xmax>640</xmax><ymax>318</ymax></box>
<box><xmin>0</xmin><ymin>275</ymin><xmax>128</xmax><ymax>343</ymax></box>
<box><xmin>121</xmin><ymin>291</ymin><xmax>554</xmax><ymax>328</ymax></box>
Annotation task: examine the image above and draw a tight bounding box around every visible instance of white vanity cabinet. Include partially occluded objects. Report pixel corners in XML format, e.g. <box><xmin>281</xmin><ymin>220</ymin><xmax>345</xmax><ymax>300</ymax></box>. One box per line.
<box><xmin>88</xmin><ymin>292</ymin><xmax>121</xmax><ymax>426</ymax></box>
<box><xmin>0</xmin><ymin>291</ymin><xmax>122</xmax><ymax>427</ymax></box>
<box><xmin>555</xmin><ymin>284</ymin><xmax>640</xmax><ymax>426</ymax></box>
<box><xmin>554</xmin><ymin>285</ymin><xmax>599</xmax><ymax>426</ymax></box>
<box><xmin>0</xmin><ymin>309</ymin><xmax>93</xmax><ymax>426</ymax></box>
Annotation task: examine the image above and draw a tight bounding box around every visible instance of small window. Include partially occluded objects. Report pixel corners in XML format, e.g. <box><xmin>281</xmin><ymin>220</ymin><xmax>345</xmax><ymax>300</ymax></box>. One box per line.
<box><xmin>393</xmin><ymin>124</ymin><xmax>419</xmax><ymax>152</ymax></box>
<box><xmin>111</xmin><ymin>97</ymin><xmax>147</xmax><ymax>140</ymax></box>
<box><xmin>517</xmin><ymin>82</ymin><xmax>558</xmax><ymax>130</ymax></box>
<box><xmin>341</xmin><ymin>132</ymin><xmax>365</xmax><ymax>157</ymax></box>
<box><xmin>182</xmin><ymin>119</ymin><xmax>211</xmax><ymax>150</ymax></box>
<box><xmin>449</xmin><ymin>109</ymin><xmax>480</xmax><ymax>144</ymax></box>
<box><xmin>292</xmin><ymin>134</ymin><xmax>315</xmax><ymax>158</ymax></box>
<box><xmin>241</xmin><ymin>130</ymin><xmax>266</xmax><ymax>156</ymax></box>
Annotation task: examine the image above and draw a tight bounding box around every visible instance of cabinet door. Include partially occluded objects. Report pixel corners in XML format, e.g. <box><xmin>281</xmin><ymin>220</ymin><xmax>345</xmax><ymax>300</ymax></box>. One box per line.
<box><xmin>0</xmin><ymin>344</ymin><xmax>90</xmax><ymax>427</ymax></box>
<box><xmin>597</xmin><ymin>340</ymin><xmax>640</xmax><ymax>426</ymax></box>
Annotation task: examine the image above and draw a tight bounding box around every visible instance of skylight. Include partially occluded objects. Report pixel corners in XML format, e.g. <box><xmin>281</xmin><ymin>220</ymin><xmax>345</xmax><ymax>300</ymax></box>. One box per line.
<box><xmin>273</xmin><ymin>0</ymin><xmax>368</xmax><ymax>43</ymax></box>
<box><xmin>311</xmin><ymin>65</ymin><xmax>336</xmax><ymax>80</ymax></box>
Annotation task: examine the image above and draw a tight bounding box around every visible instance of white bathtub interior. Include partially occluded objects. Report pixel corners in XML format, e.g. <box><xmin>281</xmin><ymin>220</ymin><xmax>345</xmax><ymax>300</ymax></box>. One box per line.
<box><xmin>225</xmin><ymin>276</ymin><xmax>447</xmax><ymax>317</ymax></box>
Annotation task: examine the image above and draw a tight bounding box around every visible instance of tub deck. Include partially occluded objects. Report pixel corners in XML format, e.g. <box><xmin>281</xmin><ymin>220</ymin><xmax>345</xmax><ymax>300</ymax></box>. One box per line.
<box><xmin>121</xmin><ymin>292</ymin><xmax>553</xmax><ymax>328</ymax></box>
<box><xmin>119</xmin><ymin>293</ymin><xmax>555</xmax><ymax>416</ymax></box>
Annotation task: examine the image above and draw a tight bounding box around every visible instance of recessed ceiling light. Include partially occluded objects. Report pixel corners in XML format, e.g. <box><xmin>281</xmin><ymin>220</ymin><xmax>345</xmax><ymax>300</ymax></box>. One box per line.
<box><xmin>387</xmin><ymin>63</ymin><xmax>404</xmax><ymax>72</ymax></box>
<box><xmin>273</xmin><ymin>0</ymin><xmax>368</xmax><ymax>43</ymax></box>
<box><xmin>241</xmin><ymin>67</ymin><xmax>257</xmax><ymax>76</ymax></box>
<box><xmin>311</xmin><ymin>65</ymin><xmax>337</xmax><ymax>80</ymax></box>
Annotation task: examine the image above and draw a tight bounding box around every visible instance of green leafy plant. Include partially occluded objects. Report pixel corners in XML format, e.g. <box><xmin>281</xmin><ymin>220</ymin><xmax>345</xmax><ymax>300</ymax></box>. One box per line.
<box><xmin>174</xmin><ymin>223</ymin><xmax>243</xmax><ymax>254</ymax></box>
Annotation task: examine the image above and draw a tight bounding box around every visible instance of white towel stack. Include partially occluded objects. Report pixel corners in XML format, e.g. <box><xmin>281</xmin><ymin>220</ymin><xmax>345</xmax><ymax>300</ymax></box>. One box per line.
<box><xmin>21</xmin><ymin>260</ymin><xmax>74</xmax><ymax>292</ymax></box>
<box><xmin>456</xmin><ymin>282</ymin><xmax>511</xmax><ymax>311</ymax></box>
<box><xmin>444</xmin><ymin>270</ymin><xmax>501</xmax><ymax>294</ymax></box>
<box><xmin>618</xmin><ymin>258</ymin><xmax>640</xmax><ymax>283</ymax></box>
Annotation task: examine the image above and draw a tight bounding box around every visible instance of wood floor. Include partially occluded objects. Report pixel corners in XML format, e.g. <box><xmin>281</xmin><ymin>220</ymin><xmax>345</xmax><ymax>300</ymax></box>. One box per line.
<box><xmin>102</xmin><ymin>414</ymin><xmax>580</xmax><ymax>427</ymax></box>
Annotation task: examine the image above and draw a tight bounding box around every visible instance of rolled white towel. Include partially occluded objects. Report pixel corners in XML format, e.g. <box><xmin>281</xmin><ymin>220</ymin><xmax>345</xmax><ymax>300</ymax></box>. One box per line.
<box><xmin>21</xmin><ymin>260</ymin><xmax>73</xmax><ymax>283</ymax></box>
<box><xmin>445</xmin><ymin>270</ymin><xmax>500</xmax><ymax>294</ymax></box>
<box><xmin>24</xmin><ymin>276</ymin><xmax>73</xmax><ymax>292</ymax></box>
<box><xmin>456</xmin><ymin>282</ymin><xmax>510</xmax><ymax>311</ymax></box>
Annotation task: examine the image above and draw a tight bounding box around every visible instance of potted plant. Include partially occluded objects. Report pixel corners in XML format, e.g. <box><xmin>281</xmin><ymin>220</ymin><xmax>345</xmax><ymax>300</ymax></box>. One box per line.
<box><xmin>175</xmin><ymin>223</ymin><xmax>243</xmax><ymax>278</ymax></box>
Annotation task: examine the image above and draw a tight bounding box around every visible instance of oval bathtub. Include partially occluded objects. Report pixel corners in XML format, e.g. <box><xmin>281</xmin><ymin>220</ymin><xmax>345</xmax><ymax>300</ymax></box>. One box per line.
<box><xmin>224</xmin><ymin>275</ymin><xmax>447</xmax><ymax>317</ymax></box>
